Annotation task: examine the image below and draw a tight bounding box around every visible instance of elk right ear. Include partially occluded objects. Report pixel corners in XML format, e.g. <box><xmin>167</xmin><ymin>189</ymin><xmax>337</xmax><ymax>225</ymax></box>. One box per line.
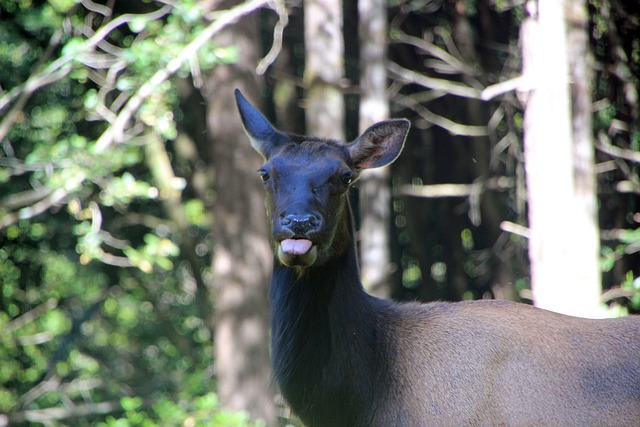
<box><xmin>347</xmin><ymin>119</ymin><xmax>410</xmax><ymax>170</ymax></box>
<box><xmin>235</xmin><ymin>89</ymin><xmax>288</xmax><ymax>159</ymax></box>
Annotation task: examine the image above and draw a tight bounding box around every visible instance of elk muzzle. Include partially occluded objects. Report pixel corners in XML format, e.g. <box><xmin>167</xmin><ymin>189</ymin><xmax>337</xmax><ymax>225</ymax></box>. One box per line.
<box><xmin>276</xmin><ymin>214</ymin><xmax>321</xmax><ymax>267</ymax></box>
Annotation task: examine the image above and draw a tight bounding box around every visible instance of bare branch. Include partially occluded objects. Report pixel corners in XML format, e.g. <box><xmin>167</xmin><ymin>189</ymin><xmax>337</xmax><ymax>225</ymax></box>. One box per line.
<box><xmin>97</xmin><ymin>252</ymin><xmax>134</xmax><ymax>268</ymax></box>
<box><xmin>0</xmin><ymin>172</ymin><xmax>85</xmax><ymax>230</ymax></box>
<box><xmin>81</xmin><ymin>0</ymin><xmax>113</xmax><ymax>16</ymax></box>
<box><xmin>390</xmin><ymin>32</ymin><xmax>478</xmax><ymax>77</ymax></box>
<box><xmin>95</xmin><ymin>0</ymin><xmax>272</xmax><ymax>152</ymax></box>
<box><xmin>601</xmin><ymin>287</ymin><xmax>638</xmax><ymax>304</ymax></box>
<box><xmin>0</xmin><ymin>67</ymin><xmax>72</xmax><ymax>144</ymax></box>
<box><xmin>481</xmin><ymin>75</ymin><xmax>530</xmax><ymax>101</ymax></box>
<box><xmin>256</xmin><ymin>0</ymin><xmax>288</xmax><ymax>75</ymax></box>
<box><xmin>388</xmin><ymin>61</ymin><xmax>482</xmax><ymax>99</ymax></box>
<box><xmin>0</xmin><ymin>187</ymin><xmax>53</xmax><ymax>211</ymax></box>
<box><xmin>394</xmin><ymin>93</ymin><xmax>488</xmax><ymax>136</ymax></box>
<box><xmin>596</xmin><ymin>132</ymin><xmax>640</xmax><ymax>164</ymax></box>
<box><xmin>616</xmin><ymin>181</ymin><xmax>640</xmax><ymax>195</ymax></box>
<box><xmin>20</xmin><ymin>375</ymin><xmax>62</xmax><ymax>409</ymax></box>
<box><xmin>1</xmin><ymin>1</ymin><xmax>271</xmax><ymax>230</ymax></box>
<box><xmin>500</xmin><ymin>221</ymin><xmax>530</xmax><ymax>239</ymax></box>
<box><xmin>5</xmin><ymin>299</ymin><xmax>58</xmax><ymax>335</ymax></box>
<box><xmin>0</xmin><ymin>6</ymin><xmax>170</xmax><ymax>112</ymax></box>
<box><xmin>0</xmin><ymin>27</ymin><xmax>64</xmax><ymax>113</ymax></box>
<box><xmin>0</xmin><ymin>188</ymin><xmax>70</xmax><ymax>230</ymax></box>
<box><xmin>19</xmin><ymin>332</ymin><xmax>55</xmax><ymax>346</ymax></box>
<box><xmin>0</xmin><ymin>5</ymin><xmax>172</xmax><ymax>143</ymax></box>
<box><xmin>397</xmin><ymin>177</ymin><xmax>514</xmax><ymax>198</ymax></box>
<box><xmin>2</xmin><ymin>401</ymin><xmax>121</xmax><ymax>426</ymax></box>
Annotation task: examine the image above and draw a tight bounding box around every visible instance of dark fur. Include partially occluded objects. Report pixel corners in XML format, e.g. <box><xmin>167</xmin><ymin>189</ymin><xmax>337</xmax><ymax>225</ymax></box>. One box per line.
<box><xmin>235</xmin><ymin>90</ymin><xmax>640</xmax><ymax>427</ymax></box>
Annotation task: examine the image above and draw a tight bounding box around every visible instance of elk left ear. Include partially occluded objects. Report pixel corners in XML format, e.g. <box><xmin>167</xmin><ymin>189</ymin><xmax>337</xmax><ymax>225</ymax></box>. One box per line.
<box><xmin>235</xmin><ymin>89</ymin><xmax>288</xmax><ymax>159</ymax></box>
<box><xmin>347</xmin><ymin>119</ymin><xmax>410</xmax><ymax>170</ymax></box>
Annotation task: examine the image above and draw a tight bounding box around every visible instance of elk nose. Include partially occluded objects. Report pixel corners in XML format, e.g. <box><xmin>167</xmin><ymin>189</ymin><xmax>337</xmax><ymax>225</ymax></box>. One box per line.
<box><xmin>281</xmin><ymin>214</ymin><xmax>320</xmax><ymax>235</ymax></box>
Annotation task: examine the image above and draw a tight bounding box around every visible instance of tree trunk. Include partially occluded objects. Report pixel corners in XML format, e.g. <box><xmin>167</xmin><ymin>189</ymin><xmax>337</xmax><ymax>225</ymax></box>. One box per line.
<box><xmin>566</xmin><ymin>0</ymin><xmax>603</xmax><ymax>314</ymax></box>
<box><xmin>304</xmin><ymin>0</ymin><xmax>344</xmax><ymax>140</ymax></box>
<box><xmin>201</xmin><ymin>2</ymin><xmax>276</xmax><ymax>423</ymax></box>
<box><xmin>358</xmin><ymin>0</ymin><xmax>392</xmax><ymax>297</ymax></box>
<box><xmin>521</xmin><ymin>0</ymin><xmax>603</xmax><ymax>318</ymax></box>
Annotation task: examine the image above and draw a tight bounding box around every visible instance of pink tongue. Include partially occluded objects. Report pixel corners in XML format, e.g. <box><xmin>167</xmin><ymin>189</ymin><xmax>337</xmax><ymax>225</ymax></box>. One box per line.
<box><xmin>281</xmin><ymin>239</ymin><xmax>313</xmax><ymax>255</ymax></box>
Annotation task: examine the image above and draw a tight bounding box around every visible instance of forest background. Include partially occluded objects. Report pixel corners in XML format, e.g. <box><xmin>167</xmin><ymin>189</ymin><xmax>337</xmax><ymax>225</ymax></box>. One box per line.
<box><xmin>0</xmin><ymin>0</ymin><xmax>638</xmax><ymax>425</ymax></box>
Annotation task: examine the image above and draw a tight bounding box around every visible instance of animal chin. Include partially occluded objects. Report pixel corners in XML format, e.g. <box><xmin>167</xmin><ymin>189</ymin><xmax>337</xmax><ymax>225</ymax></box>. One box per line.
<box><xmin>277</xmin><ymin>239</ymin><xmax>318</xmax><ymax>267</ymax></box>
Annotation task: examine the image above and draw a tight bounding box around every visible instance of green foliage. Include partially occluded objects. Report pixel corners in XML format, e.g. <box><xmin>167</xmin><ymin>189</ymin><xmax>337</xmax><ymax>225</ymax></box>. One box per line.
<box><xmin>96</xmin><ymin>392</ymin><xmax>263</xmax><ymax>427</ymax></box>
<box><xmin>0</xmin><ymin>0</ymin><xmax>246</xmax><ymax>424</ymax></box>
<box><xmin>619</xmin><ymin>270</ymin><xmax>640</xmax><ymax>310</ymax></box>
<box><xmin>602</xmin><ymin>228</ymin><xmax>640</xmax><ymax>313</ymax></box>
<box><xmin>2</xmin><ymin>0</ymin><xmax>638</xmax><ymax>424</ymax></box>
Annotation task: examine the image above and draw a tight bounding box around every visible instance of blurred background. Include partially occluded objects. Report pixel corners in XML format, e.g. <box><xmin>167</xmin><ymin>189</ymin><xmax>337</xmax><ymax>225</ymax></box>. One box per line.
<box><xmin>0</xmin><ymin>0</ymin><xmax>638</xmax><ymax>425</ymax></box>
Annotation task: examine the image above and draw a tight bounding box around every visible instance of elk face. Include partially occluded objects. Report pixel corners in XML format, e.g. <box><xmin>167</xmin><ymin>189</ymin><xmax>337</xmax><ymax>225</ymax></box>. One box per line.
<box><xmin>235</xmin><ymin>89</ymin><xmax>410</xmax><ymax>268</ymax></box>
<box><xmin>258</xmin><ymin>141</ymin><xmax>356</xmax><ymax>267</ymax></box>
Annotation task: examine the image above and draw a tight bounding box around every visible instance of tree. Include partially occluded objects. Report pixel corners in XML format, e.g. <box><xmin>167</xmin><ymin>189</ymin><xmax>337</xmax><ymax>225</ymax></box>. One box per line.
<box><xmin>521</xmin><ymin>0</ymin><xmax>603</xmax><ymax>317</ymax></box>
<box><xmin>200</xmin><ymin>1</ymin><xmax>276</xmax><ymax>423</ymax></box>
<box><xmin>0</xmin><ymin>0</ymin><xmax>277</xmax><ymax>425</ymax></box>
<box><xmin>358</xmin><ymin>0</ymin><xmax>394</xmax><ymax>297</ymax></box>
<box><xmin>567</xmin><ymin>0</ymin><xmax>602</xmax><ymax>315</ymax></box>
<box><xmin>382</xmin><ymin>0</ymin><xmax>638</xmax><ymax>314</ymax></box>
<box><xmin>1</xmin><ymin>1</ymin><xmax>639</xmax><ymax>424</ymax></box>
<box><xmin>304</xmin><ymin>0</ymin><xmax>344</xmax><ymax>140</ymax></box>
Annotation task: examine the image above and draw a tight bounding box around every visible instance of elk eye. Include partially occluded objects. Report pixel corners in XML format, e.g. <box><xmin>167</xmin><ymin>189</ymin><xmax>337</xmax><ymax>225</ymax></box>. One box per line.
<box><xmin>258</xmin><ymin>169</ymin><xmax>270</xmax><ymax>182</ymax></box>
<box><xmin>340</xmin><ymin>172</ymin><xmax>355</xmax><ymax>185</ymax></box>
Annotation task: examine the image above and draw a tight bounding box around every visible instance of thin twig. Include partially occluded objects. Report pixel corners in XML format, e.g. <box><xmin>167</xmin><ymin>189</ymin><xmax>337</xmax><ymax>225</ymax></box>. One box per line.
<box><xmin>601</xmin><ymin>287</ymin><xmax>638</xmax><ymax>304</ymax></box>
<box><xmin>394</xmin><ymin>93</ymin><xmax>488</xmax><ymax>136</ymax></box>
<box><xmin>481</xmin><ymin>75</ymin><xmax>530</xmax><ymax>101</ymax></box>
<box><xmin>256</xmin><ymin>0</ymin><xmax>288</xmax><ymax>75</ymax></box>
<box><xmin>390</xmin><ymin>32</ymin><xmax>478</xmax><ymax>77</ymax></box>
<box><xmin>0</xmin><ymin>6</ymin><xmax>172</xmax><ymax>143</ymax></box>
<box><xmin>388</xmin><ymin>61</ymin><xmax>482</xmax><ymax>99</ymax></box>
<box><xmin>397</xmin><ymin>177</ymin><xmax>514</xmax><ymax>198</ymax></box>
<box><xmin>500</xmin><ymin>221</ymin><xmax>530</xmax><ymax>239</ymax></box>
<box><xmin>2</xmin><ymin>401</ymin><xmax>120</xmax><ymax>425</ymax></box>
<box><xmin>0</xmin><ymin>173</ymin><xmax>85</xmax><ymax>230</ymax></box>
<box><xmin>596</xmin><ymin>132</ymin><xmax>640</xmax><ymax>164</ymax></box>
<box><xmin>393</xmin><ymin>95</ymin><xmax>489</xmax><ymax>136</ymax></box>
<box><xmin>81</xmin><ymin>0</ymin><xmax>113</xmax><ymax>16</ymax></box>
<box><xmin>0</xmin><ymin>188</ymin><xmax>70</xmax><ymax>230</ymax></box>
<box><xmin>0</xmin><ymin>187</ymin><xmax>53</xmax><ymax>211</ymax></box>
<box><xmin>5</xmin><ymin>299</ymin><xmax>58</xmax><ymax>335</ymax></box>
<box><xmin>95</xmin><ymin>0</ymin><xmax>271</xmax><ymax>152</ymax></box>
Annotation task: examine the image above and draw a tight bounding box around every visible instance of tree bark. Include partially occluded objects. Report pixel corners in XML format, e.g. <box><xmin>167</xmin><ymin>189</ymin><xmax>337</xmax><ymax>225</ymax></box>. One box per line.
<box><xmin>566</xmin><ymin>0</ymin><xmax>603</xmax><ymax>314</ymax></box>
<box><xmin>521</xmin><ymin>0</ymin><xmax>603</xmax><ymax>318</ymax></box>
<box><xmin>304</xmin><ymin>0</ymin><xmax>344</xmax><ymax>140</ymax></box>
<box><xmin>200</xmin><ymin>2</ymin><xmax>276</xmax><ymax>423</ymax></box>
<box><xmin>358</xmin><ymin>0</ymin><xmax>392</xmax><ymax>297</ymax></box>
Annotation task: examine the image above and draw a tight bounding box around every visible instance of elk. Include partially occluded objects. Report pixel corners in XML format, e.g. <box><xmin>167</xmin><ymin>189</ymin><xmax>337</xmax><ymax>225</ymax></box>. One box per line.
<box><xmin>234</xmin><ymin>89</ymin><xmax>640</xmax><ymax>427</ymax></box>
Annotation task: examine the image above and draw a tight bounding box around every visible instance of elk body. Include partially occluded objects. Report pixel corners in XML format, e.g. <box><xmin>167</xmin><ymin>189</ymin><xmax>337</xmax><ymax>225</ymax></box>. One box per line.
<box><xmin>235</xmin><ymin>90</ymin><xmax>640</xmax><ymax>427</ymax></box>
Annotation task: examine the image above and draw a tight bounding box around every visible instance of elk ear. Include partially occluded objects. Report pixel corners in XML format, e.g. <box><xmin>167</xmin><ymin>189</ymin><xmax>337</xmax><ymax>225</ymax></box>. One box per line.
<box><xmin>235</xmin><ymin>89</ymin><xmax>288</xmax><ymax>159</ymax></box>
<box><xmin>347</xmin><ymin>119</ymin><xmax>410</xmax><ymax>170</ymax></box>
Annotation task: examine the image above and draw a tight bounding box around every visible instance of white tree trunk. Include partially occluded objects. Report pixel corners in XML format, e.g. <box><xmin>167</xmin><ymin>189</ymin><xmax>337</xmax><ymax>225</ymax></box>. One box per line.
<box><xmin>567</xmin><ymin>0</ymin><xmax>603</xmax><ymax>316</ymax></box>
<box><xmin>358</xmin><ymin>0</ymin><xmax>392</xmax><ymax>297</ymax></box>
<box><xmin>304</xmin><ymin>0</ymin><xmax>344</xmax><ymax>140</ymax></box>
<box><xmin>521</xmin><ymin>0</ymin><xmax>603</xmax><ymax>318</ymax></box>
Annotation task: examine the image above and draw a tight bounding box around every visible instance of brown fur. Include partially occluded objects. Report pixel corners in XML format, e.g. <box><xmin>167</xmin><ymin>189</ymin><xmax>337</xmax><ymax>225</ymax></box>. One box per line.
<box><xmin>235</xmin><ymin>89</ymin><xmax>640</xmax><ymax>426</ymax></box>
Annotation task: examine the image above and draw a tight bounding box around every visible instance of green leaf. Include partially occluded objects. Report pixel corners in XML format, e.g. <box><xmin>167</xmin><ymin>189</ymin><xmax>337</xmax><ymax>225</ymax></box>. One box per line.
<box><xmin>49</xmin><ymin>0</ymin><xmax>78</xmax><ymax>13</ymax></box>
<box><xmin>121</xmin><ymin>396</ymin><xmax>143</xmax><ymax>412</ymax></box>
<box><xmin>61</xmin><ymin>37</ymin><xmax>85</xmax><ymax>56</ymax></box>
<box><xmin>128</xmin><ymin>17</ymin><xmax>147</xmax><ymax>33</ymax></box>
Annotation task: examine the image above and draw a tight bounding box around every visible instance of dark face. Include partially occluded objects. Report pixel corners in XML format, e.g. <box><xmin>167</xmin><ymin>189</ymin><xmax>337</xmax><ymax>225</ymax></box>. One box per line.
<box><xmin>258</xmin><ymin>141</ymin><xmax>357</xmax><ymax>267</ymax></box>
<box><xmin>235</xmin><ymin>89</ymin><xmax>410</xmax><ymax>269</ymax></box>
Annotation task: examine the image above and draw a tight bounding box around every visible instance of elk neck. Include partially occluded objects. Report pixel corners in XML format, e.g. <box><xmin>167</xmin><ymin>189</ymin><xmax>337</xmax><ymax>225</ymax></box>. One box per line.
<box><xmin>268</xmin><ymin>198</ymin><xmax>389</xmax><ymax>425</ymax></box>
